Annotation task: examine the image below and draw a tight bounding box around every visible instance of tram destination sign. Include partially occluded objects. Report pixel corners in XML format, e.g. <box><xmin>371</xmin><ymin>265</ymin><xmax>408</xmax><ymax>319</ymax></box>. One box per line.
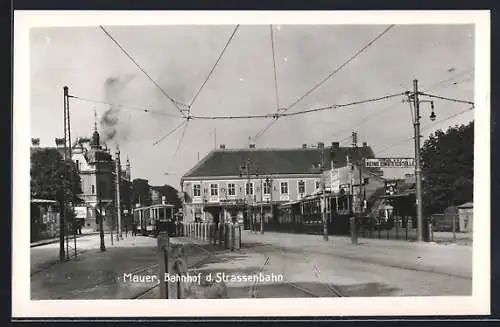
<box><xmin>365</xmin><ymin>158</ymin><xmax>415</xmax><ymax>168</ymax></box>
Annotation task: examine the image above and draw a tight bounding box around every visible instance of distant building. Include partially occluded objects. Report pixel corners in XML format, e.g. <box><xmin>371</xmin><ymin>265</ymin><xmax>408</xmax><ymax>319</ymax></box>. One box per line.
<box><xmin>31</xmin><ymin>125</ymin><xmax>133</xmax><ymax>232</ymax></box>
<box><xmin>180</xmin><ymin>142</ymin><xmax>383</xmax><ymax>226</ymax></box>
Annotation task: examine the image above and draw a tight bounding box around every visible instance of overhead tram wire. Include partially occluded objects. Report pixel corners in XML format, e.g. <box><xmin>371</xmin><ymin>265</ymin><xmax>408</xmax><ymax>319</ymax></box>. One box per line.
<box><xmin>253</xmin><ymin>24</ymin><xmax>396</xmax><ymax>141</ymax></box>
<box><xmin>324</xmin><ymin>75</ymin><xmax>472</xmax><ymax>144</ymax></box>
<box><xmin>68</xmin><ymin>95</ymin><xmax>183</xmax><ymax>118</ymax></box>
<box><xmin>99</xmin><ymin>26</ymin><xmax>188</xmax><ymax>117</ymax></box>
<box><xmin>152</xmin><ymin>120</ymin><xmax>188</xmax><ymax>146</ymax></box>
<box><xmin>270</xmin><ymin>25</ymin><xmax>280</xmax><ymax>112</ymax></box>
<box><xmin>188</xmin><ymin>25</ymin><xmax>240</xmax><ymax>111</ymax></box>
<box><xmin>373</xmin><ymin>105</ymin><xmax>474</xmax><ymax>155</ymax></box>
<box><xmin>173</xmin><ymin>121</ymin><xmax>189</xmax><ymax>158</ymax></box>
<box><xmin>189</xmin><ymin>92</ymin><xmax>406</xmax><ymax>120</ymax></box>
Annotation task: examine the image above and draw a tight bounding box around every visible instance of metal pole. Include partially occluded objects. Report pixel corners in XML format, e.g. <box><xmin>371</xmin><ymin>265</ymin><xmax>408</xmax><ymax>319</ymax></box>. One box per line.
<box><xmin>260</xmin><ymin>177</ymin><xmax>264</xmax><ymax>234</ymax></box>
<box><xmin>413</xmin><ymin>79</ymin><xmax>424</xmax><ymax>242</ymax></box>
<box><xmin>99</xmin><ymin>197</ymin><xmax>105</xmax><ymax>251</ymax></box>
<box><xmin>320</xmin><ymin>146</ymin><xmax>328</xmax><ymax>241</ymax></box>
<box><xmin>115</xmin><ymin>147</ymin><xmax>122</xmax><ymax>240</ymax></box>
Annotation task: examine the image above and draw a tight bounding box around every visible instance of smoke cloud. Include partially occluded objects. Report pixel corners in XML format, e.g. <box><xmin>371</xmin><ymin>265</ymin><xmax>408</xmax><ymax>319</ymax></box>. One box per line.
<box><xmin>101</xmin><ymin>74</ymin><xmax>135</xmax><ymax>144</ymax></box>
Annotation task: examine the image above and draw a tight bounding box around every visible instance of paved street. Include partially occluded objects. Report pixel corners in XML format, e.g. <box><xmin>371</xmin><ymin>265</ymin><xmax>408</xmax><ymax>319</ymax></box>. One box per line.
<box><xmin>31</xmin><ymin>228</ymin><xmax>472</xmax><ymax>300</ymax></box>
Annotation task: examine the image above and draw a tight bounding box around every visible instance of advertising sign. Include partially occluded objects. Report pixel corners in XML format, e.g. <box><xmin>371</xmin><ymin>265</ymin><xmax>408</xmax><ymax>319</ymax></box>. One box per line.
<box><xmin>365</xmin><ymin>158</ymin><xmax>415</xmax><ymax>168</ymax></box>
<box><xmin>385</xmin><ymin>180</ymin><xmax>398</xmax><ymax>196</ymax></box>
<box><xmin>74</xmin><ymin>206</ymin><xmax>87</xmax><ymax>219</ymax></box>
<box><xmin>330</xmin><ymin>168</ymin><xmax>340</xmax><ymax>193</ymax></box>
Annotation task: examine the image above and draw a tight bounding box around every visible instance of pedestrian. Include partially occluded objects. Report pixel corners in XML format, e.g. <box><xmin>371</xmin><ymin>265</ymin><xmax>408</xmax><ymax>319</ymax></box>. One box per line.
<box><xmin>125</xmin><ymin>223</ymin><xmax>128</xmax><ymax>237</ymax></box>
<box><xmin>132</xmin><ymin>223</ymin><xmax>137</xmax><ymax>236</ymax></box>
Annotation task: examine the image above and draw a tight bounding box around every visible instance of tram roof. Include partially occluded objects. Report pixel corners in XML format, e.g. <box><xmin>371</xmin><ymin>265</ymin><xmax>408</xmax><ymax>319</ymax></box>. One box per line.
<box><xmin>134</xmin><ymin>203</ymin><xmax>175</xmax><ymax>210</ymax></box>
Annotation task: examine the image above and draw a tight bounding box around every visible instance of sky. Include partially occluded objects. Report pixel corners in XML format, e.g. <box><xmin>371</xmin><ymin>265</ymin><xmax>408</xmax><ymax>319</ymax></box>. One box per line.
<box><xmin>30</xmin><ymin>24</ymin><xmax>475</xmax><ymax>189</ymax></box>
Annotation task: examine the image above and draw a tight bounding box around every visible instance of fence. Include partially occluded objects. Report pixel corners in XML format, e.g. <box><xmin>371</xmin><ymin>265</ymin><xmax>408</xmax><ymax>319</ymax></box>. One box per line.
<box><xmin>356</xmin><ymin>216</ymin><xmax>420</xmax><ymax>241</ymax></box>
<box><xmin>354</xmin><ymin>214</ymin><xmax>470</xmax><ymax>244</ymax></box>
<box><xmin>180</xmin><ymin>222</ymin><xmax>242</xmax><ymax>251</ymax></box>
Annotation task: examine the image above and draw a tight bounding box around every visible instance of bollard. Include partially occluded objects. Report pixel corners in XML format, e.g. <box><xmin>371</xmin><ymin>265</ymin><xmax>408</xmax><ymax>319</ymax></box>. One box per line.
<box><xmin>350</xmin><ymin>217</ymin><xmax>358</xmax><ymax>245</ymax></box>
<box><xmin>204</xmin><ymin>223</ymin><xmax>208</xmax><ymax>241</ymax></box>
<box><xmin>231</xmin><ymin>223</ymin><xmax>236</xmax><ymax>251</ymax></box>
<box><xmin>234</xmin><ymin>224</ymin><xmax>241</xmax><ymax>249</ymax></box>
<box><xmin>157</xmin><ymin>232</ymin><xmax>170</xmax><ymax>299</ymax></box>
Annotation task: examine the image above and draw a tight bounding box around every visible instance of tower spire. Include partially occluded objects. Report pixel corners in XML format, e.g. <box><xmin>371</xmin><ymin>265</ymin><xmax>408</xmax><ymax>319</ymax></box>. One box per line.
<box><xmin>91</xmin><ymin>109</ymin><xmax>101</xmax><ymax>149</ymax></box>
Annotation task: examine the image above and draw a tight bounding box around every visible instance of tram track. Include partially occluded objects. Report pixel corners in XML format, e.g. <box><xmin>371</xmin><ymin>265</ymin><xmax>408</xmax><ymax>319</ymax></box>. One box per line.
<box><xmin>245</xmin><ymin>243</ymin><xmax>345</xmax><ymax>298</ymax></box>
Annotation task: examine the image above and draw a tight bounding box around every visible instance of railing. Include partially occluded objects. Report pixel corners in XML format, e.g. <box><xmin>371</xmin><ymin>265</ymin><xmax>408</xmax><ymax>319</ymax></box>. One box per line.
<box><xmin>180</xmin><ymin>222</ymin><xmax>242</xmax><ymax>250</ymax></box>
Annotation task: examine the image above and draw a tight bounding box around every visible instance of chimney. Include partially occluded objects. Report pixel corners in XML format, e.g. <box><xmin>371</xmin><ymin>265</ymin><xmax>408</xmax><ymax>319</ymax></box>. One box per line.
<box><xmin>219</xmin><ymin>144</ymin><xmax>226</xmax><ymax>149</ymax></box>
<box><xmin>302</xmin><ymin>144</ymin><xmax>307</xmax><ymax>149</ymax></box>
<box><xmin>31</xmin><ymin>138</ymin><xmax>40</xmax><ymax>147</ymax></box>
<box><xmin>249</xmin><ymin>144</ymin><xmax>256</xmax><ymax>149</ymax></box>
<box><xmin>362</xmin><ymin>142</ymin><xmax>367</xmax><ymax>148</ymax></box>
<box><xmin>331</xmin><ymin>142</ymin><xmax>340</xmax><ymax>150</ymax></box>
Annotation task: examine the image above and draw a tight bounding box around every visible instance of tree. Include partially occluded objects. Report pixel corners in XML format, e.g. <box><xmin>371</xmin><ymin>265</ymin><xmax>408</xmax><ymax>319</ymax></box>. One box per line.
<box><xmin>151</xmin><ymin>184</ymin><xmax>183</xmax><ymax>210</ymax></box>
<box><xmin>132</xmin><ymin>178</ymin><xmax>152</xmax><ymax>206</ymax></box>
<box><xmin>421</xmin><ymin>121</ymin><xmax>473</xmax><ymax>215</ymax></box>
<box><xmin>30</xmin><ymin>148</ymin><xmax>82</xmax><ymax>202</ymax></box>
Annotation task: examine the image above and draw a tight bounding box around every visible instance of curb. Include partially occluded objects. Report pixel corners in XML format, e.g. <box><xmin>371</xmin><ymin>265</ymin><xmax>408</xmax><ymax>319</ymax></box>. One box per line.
<box><xmin>30</xmin><ymin>233</ymin><xmax>100</xmax><ymax>248</ymax></box>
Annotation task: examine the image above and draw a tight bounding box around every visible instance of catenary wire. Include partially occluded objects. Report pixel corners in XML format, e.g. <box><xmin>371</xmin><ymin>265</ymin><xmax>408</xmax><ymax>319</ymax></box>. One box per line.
<box><xmin>189</xmin><ymin>92</ymin><xmax>406</xmax><ymax>120</ymax></box>
<box><xmin>173</xmin><ymin>121</ymin><xmax>189</xmax><ymax>157</ymax></box>
<box><xmin>99</xmin><ymin>25</ymin><xmax>188</xmax><ymax>117</ymax></box>
<box><xmin>152</xmin><ymin>120</ymin><xmax>188</xmax><ymax>146</ymax></box>
<box><xmin>330</xmin><ymin>71</ymin><xmax>474</xmax><ymax>145</ymax></box>
<box><xmin>253</xmin><ymin>24</ymin><xmax>396</xmax><ymax>141</ymax></box>
<box><xmin>373</xmin><ymin>105</ymin><xmax>474</xmax><ymax>155</ymax></box>
<box><xmin>421</xmin><ymin>68</ymin><xmax>474</xmax><ymax>92</ymax></box>
<box><xmin>188</xmin><ymin>25</ymin><xmax>240</xmax><ymax>110</ymax></box>
<box><xmin>68</xmin><ymin>95</ymin><xmax>183</xmax><ymax>118</ymax></box>
<box><xmin>270</xmin><ymin>25</ymin><xmax>280</xmax><ymax>112</ymax></box>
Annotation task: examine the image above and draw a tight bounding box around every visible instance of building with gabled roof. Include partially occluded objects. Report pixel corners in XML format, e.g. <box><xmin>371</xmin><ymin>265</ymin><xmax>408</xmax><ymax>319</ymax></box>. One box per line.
<box><xmin>180</xmin><ymin>141</ymin><xmax>384</xmax><ymax>227</ymax></box>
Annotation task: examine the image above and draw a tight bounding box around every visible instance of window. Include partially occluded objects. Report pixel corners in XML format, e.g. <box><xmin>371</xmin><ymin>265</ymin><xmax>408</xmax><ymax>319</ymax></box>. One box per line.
<box><xmin>91</xmin><ymin>185</ymin><xmax>95</xmax><ymax>194</ymax></box>
<box><xmin>280</xmin><ymin>182</ymin><xmax>288</xmax><ymax>194</ymax></box>
<box><xmin>193</xmin><ymin>184</ymin><xmax>201</xmax><ymax>197</ymax></box>
<box><xmin>228</xmin><ymin>183</ymin><xmax>236</xmax><ymax>196</ymax></box>
<box><xmin>76</xmin><ymin>160</ymin><xmax>80</xmax><ymax>172</ymax></box>
<box><xmin>298</xmin><ymin>180</ymin><xmax>305</xmax><ymax>194</ymax></box>
<box><xmin>264</xmin><ymin>181</ymin><xmax>271</xmax><ymax>195</ymax></box>
<box><xmin>246</xmin><ymin>182</ymin><xmax>253</xmax><ymax>195</ymax></box>
<box><xmin>210</xmin><ymin>184</ymin><xmax>218</xmax><ymax>196</ymax></box>
<box><xmin>315</xmin><ymin>181</ymin><xmax>320</xmax><ymax>189</ymax></box>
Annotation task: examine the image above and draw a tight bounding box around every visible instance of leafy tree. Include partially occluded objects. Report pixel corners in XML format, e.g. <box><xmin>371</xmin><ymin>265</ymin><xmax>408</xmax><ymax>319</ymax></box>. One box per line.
<box><xmin>151</xmin><ymin>184</ymin><xmax>183</xmax><ymax>210</ymax></box>
<box><xmin>30</xmin><ymin>148</ymin><xmax>82</xmax><ymax>202</ymax></box>
<box><xmin>421</xmin><ymin>121</ymin><xmax>473</xmax><ymax>214</ymax></box>
<box><xmin>132</xmin><ymin>178</ymin><xmax>152</xmax><ymax>206</ymax></box>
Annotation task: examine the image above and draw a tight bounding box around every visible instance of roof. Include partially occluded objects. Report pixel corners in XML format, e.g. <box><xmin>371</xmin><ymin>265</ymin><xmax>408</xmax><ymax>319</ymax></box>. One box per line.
<box><xmin>458</xmin><ymin>202</ymin><xmax>473</xmax><ymax>209</ymax></box>
<box><xmin>183</xmin><ymin>145</ymin><xmax>380</xmax><ymax>179</ymax></box>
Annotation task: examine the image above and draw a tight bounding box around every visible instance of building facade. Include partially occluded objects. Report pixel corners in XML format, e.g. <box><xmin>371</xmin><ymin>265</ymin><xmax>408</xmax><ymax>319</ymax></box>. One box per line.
<box><xmin>180</xmin><ymin>142</ymin><xmax>383</xmax><ymax>227</ymax></box>
<box><xmin>31</xmin><ymin>126</ymin><xmax>132</xmax><ymax>232</ymax></box>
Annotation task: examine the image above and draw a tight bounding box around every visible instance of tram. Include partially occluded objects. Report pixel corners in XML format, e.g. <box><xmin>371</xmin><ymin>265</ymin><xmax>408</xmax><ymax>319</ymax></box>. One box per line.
<box><xmin>132</xmin><ymin>203</ymin><xmax>178</xmax><ymax>236</ymax></box>
<box><xmin>272</xmin><ymin>192</ymin><xmax>353</xmax><ymax>235</ymax></box>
